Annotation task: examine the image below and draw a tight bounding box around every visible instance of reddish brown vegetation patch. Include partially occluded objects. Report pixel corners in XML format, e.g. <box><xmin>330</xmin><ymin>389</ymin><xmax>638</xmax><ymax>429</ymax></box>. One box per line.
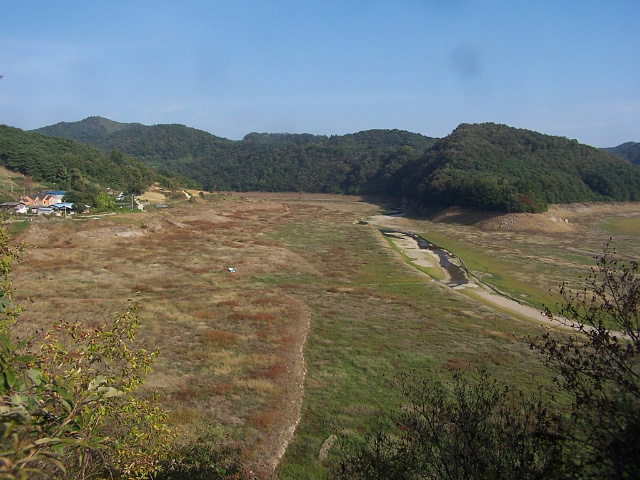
<box><xmin>201</xmin><ymin>329</ymin><xmax>238</xmax><ymax>347</ymax></box>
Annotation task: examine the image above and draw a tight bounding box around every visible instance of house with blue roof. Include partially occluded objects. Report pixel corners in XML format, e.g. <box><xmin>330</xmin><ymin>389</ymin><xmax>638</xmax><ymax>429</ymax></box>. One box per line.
<box><xmin>44</xmin><ymin>191</ymin><xmax>67</xmax><ymax>203</ymax></box>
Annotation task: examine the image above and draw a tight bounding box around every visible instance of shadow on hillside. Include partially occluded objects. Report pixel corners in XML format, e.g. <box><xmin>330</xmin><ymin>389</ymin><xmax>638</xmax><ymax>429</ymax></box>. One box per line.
<box><xmin>417</xmin><ymin>206</ymin><xmax>506</xmax><ymax>226</ymax></box>
<box><xmin>359</xmin><ymin>195</ymin><xmax>506</xmax><ymax>227</ymax></box>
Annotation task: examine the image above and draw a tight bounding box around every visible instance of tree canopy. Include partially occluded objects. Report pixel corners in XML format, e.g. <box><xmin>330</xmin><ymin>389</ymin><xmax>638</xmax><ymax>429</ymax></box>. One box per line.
<box><xmin>34</xmin><ymin>118</ymin><xmax>437</xmax><ymax>195</ymax></box>
<box><xmin>0</xmin><ymin>125</ymin><xmax>198</xmax><ymax>194</ymax></box>
<box><xmin>603</xmin><ymin>142</ymin><xmax>640</xmax><ymax>166</ymax></box>
<box><xmin>32</xmin><ymin>118</ymin><xmax>640</xmax><ymax>212</ymax></box>
<box><xmin>401</xmin><ymin>123</ymin><xmax>640</xmax><ymax>212</ymax></box>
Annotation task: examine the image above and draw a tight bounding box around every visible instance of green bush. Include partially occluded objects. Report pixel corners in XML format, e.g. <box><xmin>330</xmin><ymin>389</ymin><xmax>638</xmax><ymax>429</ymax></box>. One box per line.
<box><xmin>337</xmin><ymin>243</ymin><xmax>640</xmax><ymax>479</ymax></box>
<box><xmin>0</xmin><ymin>227</ymin><xmax>172</xmax><ymax>479</ymax></box>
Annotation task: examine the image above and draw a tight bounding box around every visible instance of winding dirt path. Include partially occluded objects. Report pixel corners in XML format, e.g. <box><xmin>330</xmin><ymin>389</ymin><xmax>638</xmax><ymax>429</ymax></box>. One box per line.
<box><xmin>250</xmin><ymin>297</ymin><xmax>311</xmax><ymax>477</ymax></box>
<box><xmin>269</xmin><ymin>303</ymin><xmax>310</xmax><ymax>472</ymax></box>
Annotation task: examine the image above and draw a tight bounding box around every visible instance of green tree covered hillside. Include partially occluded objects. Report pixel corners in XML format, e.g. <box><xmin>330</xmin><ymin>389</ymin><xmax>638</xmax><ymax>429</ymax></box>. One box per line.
<box><xmin>38</xmin><ymin>119</ymin><xmax>236</xmax><ymax>166</ymax></box>
<box><xmin>0</xmin><ymin>125</ymin><xmax>196</xmax><ymax>194</ymax></box>
<box><xmin>603</xmin><ymin>141</ymin><xmax>640</xmax><ymax>165</ymax></box>
<box><xmin>33</xmin><ymin>116</ymin><xmax>138</xmax><ymax>144</ymax></box>
<box><xmin>401</xmin><ymin>123</ymin><xmax>640</xmax><ymax>212</ymax></box>
<box><xmin>35</xmin><ymin>118</ymin><xmax>436</xmax><ymax>194</ymax></box>
<box><xmin>34</xmin><ymin>118</ymin><xmax>640</xmax><ymax>212</ymax></box>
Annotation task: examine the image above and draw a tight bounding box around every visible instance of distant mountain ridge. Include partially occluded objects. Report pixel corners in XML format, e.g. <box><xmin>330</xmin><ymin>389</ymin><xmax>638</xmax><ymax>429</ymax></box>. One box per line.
<box><xmin>34</xmin><ymin>117</ymin><xmax>437</xmax><ymax>194</ymax></box>
<box><xmin>31</xmin><ymin>118</ymin><xmax>640</xmax><ymax>212</ymax></box>
<box><xmin>603</xmin><ymin>142</ymin><xmax>640</xmax><ymax>165</ymax></box>
<box><xmin>34</xmin><ymin>116</ymin><xmax>140</xmax><ymax>144</ymax></box>
<box><xmin>35</xmin><ymin>118</ymin><xmax>234</xmax><ymax>164</ymax></box>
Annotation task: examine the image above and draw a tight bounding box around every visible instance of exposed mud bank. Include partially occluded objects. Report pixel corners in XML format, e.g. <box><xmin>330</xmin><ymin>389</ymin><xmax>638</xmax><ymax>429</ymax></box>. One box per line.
<box><xmin>370</xmin><ymin>215</ymin><xmax>566</xmax><ymax>329</ymax></box>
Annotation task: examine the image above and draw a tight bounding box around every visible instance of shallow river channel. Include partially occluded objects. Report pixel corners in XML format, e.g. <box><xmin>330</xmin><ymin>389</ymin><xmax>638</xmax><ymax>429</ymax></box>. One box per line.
<box><xmin>382</xmin><ymin>231</ymin><xmax>469</xmax><ymax>287</ymax></box>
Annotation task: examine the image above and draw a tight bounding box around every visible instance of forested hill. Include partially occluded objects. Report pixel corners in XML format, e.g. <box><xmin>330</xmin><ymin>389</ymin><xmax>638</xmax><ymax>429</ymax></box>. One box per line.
<box><xmin>0</xmin><ymin>125</ymin><xmax>196</xmax><ymax>195</ymax></box>
<box><xmin>33</xmin><ymin>116</ymin><xmax>139</xmax><ymax>144</ymax></box>
<box><xmin>603</xmin><ymin>142</ymin><xmax>640</xmax><ymax>165</ymax></box>
<box><xmin>34</xmin><ymin>118</ymin><xmax>437</xmax><ymax>194</ymax></box>
<box><xmin>400</xmin><ymin>123</ymin><xmax>640</xmax><ymax>213</ymax></box>
<box><xmin>35</xmin><ymin>117</ymin><xmax>235</xmax><ymax>165</ymax></box>
<box><xmin>32</xmin><ymin>118</ymin><xmax>640</xmax><ymax>212</ymax></box>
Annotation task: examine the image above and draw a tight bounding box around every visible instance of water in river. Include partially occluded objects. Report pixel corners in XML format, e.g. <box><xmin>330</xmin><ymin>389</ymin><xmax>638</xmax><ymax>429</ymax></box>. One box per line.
<box><xmin>383</xmin><ymin>231</ymin><xmax>468</xmax><ymax>287</ymax></box>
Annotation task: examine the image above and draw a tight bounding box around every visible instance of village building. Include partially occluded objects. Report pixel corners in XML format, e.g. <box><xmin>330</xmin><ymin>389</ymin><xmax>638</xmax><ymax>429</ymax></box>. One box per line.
<box><xmin>31</xmin><ymin>206</ymin><xmax>54</xmax><ymax>215</ymax></box>
<box><xmin>0</xmin><ymin>202</ymin><xmax>27</xmax><ymax>214</ymax></box>
<box><xmin>44</xmin><ymin>191</ymin><xmax>67</xmax><ymax>204</ymax></box>
<box><xmin>52</xmin><ymin>203</ymin><xmax>74</xmax><ymax>215</ymax></box>
<box><xmin>21</xmin><ymin>192</ymin><xmax>57</xmax><ymax>207</ymax></box>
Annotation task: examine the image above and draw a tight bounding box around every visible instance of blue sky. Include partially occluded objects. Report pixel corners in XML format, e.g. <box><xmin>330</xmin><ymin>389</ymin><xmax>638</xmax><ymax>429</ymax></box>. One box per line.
<box><xmin>1</xmin><ymin>1</ymin><xmax>638</xmax><ymax>147</ymax></box>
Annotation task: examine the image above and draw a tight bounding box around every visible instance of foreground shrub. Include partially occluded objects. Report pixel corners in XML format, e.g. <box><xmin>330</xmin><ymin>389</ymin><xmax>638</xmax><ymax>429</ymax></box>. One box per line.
<box><xmin>335</xmin><ymin>370</ymin><xmax>567</xmax><ymax>480</ymax></box>
<box><xmin>152</xmin><ymin>429</ymin><xmax>249</xmax><ymax>480</ymax></box>
<box><xmin>0</xmin><ymin>226</ymin><xmax>172</xmax><ymax>479</ymax></box>
<box><xmin>338</xmin><ymin>243</ymin><xmax>640</xmax><ymax>479</ymax></box>
<box><xmin>535</xmin><ymin>242</ymin><xmax>640</xmax><ymax>479</ymax></box>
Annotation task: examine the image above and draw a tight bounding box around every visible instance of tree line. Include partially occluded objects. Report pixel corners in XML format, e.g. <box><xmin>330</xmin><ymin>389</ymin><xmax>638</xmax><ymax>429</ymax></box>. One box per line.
<box><xmin>36</xmin><ymin>119</ymin><xmax>437</xmax><ymax>195</ymax></box>
<box><xmin>400</xmin><ymin>123</ymin><xmax>640</xmax><ymax>213</ymax></box>
<box><xmin>34</xmin><ymin>118</ymin><xmax>640</xmax><ymax>213</ymax></box>
<box><xmin>0</xmin><ymin>125</ymin><xmax>198</xmax><ymax>205</ymax></box>
<box><xmin>603</xmin><ymin>142</ymin><xmax>640</xmax><ymax>166</ymax></box>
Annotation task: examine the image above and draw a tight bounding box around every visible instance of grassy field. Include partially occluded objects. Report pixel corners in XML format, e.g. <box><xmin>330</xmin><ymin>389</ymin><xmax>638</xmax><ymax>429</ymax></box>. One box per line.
<box><xmin>603</xmin><ymin>216</ymin><xmax>640</xmax><ymax>237</ymax></box>
<box><xmin>6</xmin><ymin>194</ymin><xmax>640</xmax><ymax>479</ymax></box>
<box><xmin>407</xmin><ymin>204</ymin><xmax>640</xmax><ymax>312</ymax></box>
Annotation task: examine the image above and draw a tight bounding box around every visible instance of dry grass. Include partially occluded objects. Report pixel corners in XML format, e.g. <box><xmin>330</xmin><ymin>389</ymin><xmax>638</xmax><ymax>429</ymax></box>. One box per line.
<box><xmin>201</xmin><ymin>329</ymin><xmax>238</xmax><ymax>347</ymax></box>
<box><xmin>137</xmin><ymin>188</ymin><xmax>167</xmax><ymax>203</ymax></box>
<box><xmin>10</xmin><ymin>195</ymin><xmax>639</xmax><ymax>478</ymax></box>
<box><xmin>10</xmin><ymin>198</ymin><xmax>316</xmax><ymax>471</ymax></box>
<box><xmin>443</xmin><ymin>357</ymin><xmax>471</xmax><ymax>370</ymax></box>
<box><xmin>251</xmin><ymin>409</ymin><xmax>278</xmax><ymax>429</ymax></box>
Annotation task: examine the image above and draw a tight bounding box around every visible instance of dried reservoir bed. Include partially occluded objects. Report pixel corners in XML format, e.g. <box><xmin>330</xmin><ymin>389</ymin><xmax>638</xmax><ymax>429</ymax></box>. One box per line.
<box><xmin>9</xmin><ymin>194</ymin><xmax>640</xmax><ymax>478</ymax></box>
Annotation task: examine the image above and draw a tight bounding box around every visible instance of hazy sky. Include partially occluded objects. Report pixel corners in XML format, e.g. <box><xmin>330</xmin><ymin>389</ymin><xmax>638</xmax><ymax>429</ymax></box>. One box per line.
<box><xmin>1</xmin><ymin>1</ymin><xmax>638</xmax><ymax>147</ymax></box>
